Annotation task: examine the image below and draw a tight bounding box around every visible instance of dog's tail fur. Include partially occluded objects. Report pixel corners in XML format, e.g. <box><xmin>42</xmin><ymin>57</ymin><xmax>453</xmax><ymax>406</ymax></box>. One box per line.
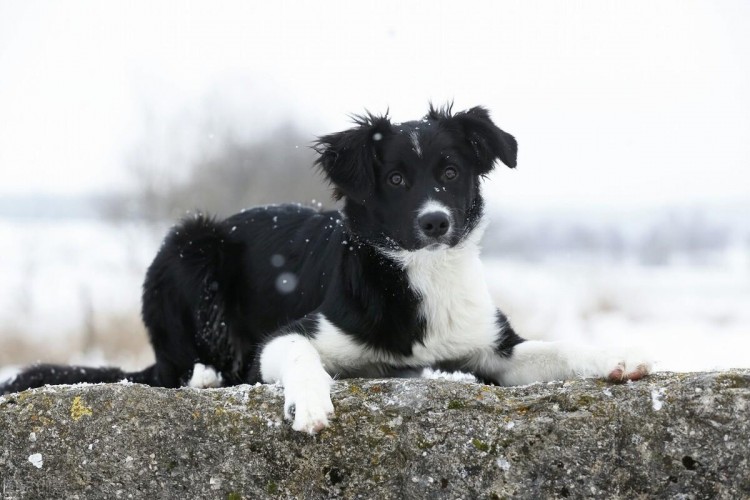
<box><xmin>0</xmin><ymin>363</ymin><xmax>158</xmax><ymax>395</ymax></box>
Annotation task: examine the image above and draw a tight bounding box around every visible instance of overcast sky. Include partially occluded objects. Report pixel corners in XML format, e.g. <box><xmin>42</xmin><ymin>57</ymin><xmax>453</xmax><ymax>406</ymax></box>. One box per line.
<box><xmin>1</xmin><ymin>0</ymin><xmax>749</xmax><ymax>210</ymax></box>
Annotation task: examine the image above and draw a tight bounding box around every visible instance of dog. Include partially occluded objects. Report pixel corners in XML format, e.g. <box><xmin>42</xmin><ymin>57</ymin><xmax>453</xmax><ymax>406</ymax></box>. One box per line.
<box><xmin>1</xmin><ymin>104</ymin><xmax>650</xmax><ymax>433</ymax></box>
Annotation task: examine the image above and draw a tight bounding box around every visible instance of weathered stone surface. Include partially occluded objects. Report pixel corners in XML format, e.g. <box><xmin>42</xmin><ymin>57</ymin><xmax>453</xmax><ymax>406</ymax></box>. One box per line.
<box><xmin>1</xmin><ymin>370</ymin><xmax>748</xmax><ymax>499</ymax></box>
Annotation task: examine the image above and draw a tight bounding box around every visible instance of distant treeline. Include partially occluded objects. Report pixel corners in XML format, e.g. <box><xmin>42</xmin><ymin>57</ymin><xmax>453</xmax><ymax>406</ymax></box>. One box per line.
<box><xmin>482</xmin><ymin>210</ymin><xmax>744</xmax><ymax>265</ymax></box>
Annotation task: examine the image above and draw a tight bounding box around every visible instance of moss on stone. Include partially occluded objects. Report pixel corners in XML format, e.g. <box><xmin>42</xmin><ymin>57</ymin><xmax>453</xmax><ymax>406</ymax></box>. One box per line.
<box><xmin>472</xmin><ymin>438</ymin><xmax>490</xmax><ymax>452</ymax></box>
<box><xmin>266</xmin><ymin>480</ymin><xmax>279</xmax><ymax>495</ymax></box>
<box><xmin>714</xmin><ymin>373</ymin><xmax>750</xmax><ymax>389</ymax></box>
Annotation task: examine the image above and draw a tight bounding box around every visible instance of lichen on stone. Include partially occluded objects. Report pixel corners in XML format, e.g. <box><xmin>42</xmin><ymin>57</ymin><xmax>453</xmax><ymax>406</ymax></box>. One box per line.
<box><xmin>69</xmin><ymin>395</ymin><xmax>92</xmax><ymax>421</ymax></box>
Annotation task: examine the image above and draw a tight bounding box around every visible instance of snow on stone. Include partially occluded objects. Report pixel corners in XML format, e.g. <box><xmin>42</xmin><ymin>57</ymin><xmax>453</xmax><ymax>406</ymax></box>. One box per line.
<box><xmin>651</xmin><ymin>388</ymin><xmax>666</xmax><ymax>411</ymax></box>
<box><xmin>28</xmin><ymin>453</ymin><xmax>43</xmax><ymax>469</ymax></box>
<box><xmin>496</xmin><ymin>457</ymin><xmax>511</xmax><ymax>471</ymax></box>
<box><xmin>421</xmin><ymin>368</ymin><xmax>477</xmax><ymax>383</ymax></box>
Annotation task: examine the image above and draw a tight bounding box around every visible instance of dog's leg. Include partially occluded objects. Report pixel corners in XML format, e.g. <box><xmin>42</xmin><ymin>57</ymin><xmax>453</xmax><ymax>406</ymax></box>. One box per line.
<box><xmin>259</xmin><ymin>333</ymin><xmax>334</xmax><ymax>434</ymax></box>
<box><xmin>471</xmin><ymin>313</ymin><xmax>652</xmax><ymax>386</ymax></box>
<box><xmin>492</xmin><ymin>340</ymin><xmax>651</xmax><ymax>386</ymax></box>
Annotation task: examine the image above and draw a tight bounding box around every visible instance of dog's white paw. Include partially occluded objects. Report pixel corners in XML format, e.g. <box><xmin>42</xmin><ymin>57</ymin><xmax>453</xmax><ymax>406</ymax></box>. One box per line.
<box><xmin>603</xmin><ymin>357</ymin><xmax>652</xmax><ymax>383</ymax></box>
<box><xmin>567</xmin><ymin>345</ymin><xmax>653</xmax><ymax>383</ymax></box>
<box><xmin>283</xmin><ymin>372</ymin><xmax>334</xmax><ymax>434</ymax></box>
<box><xmin>583</xmin><ymin>349</ymin><xmax>652</xmax><ymax>383</ymax></box>
<box><xmin>187</xmin><ymin>363</ymin><xmax>224</xmax><ymax>388</ymax></box>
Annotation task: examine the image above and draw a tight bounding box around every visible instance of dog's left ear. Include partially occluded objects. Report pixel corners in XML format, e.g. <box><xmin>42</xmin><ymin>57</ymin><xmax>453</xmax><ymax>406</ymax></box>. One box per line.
<box><xmin>314</xmin><ymin>114</ymin><xmax>392</xmax><ymax>202</ymax></box>
<box><xmin>444</xmin><ymin>106</ymin><xmax>518</xmax><ymax>174</ymax></box>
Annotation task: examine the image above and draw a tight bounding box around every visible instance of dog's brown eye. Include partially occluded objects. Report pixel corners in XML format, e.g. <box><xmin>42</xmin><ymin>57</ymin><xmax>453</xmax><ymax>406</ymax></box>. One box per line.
<box><xmin>388</xmin><ymin>172</ymin><xmax>404</xmax><ymax>186</ymax></box>
<box><xmin>444</xmin><ymin>166</ymin><xmax>458</xmax><ymax>180</ymax></box>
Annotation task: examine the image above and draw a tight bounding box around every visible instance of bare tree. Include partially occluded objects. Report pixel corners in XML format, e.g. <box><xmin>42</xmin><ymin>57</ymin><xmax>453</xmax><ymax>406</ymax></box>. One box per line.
<box><xmin>174</xmin><ymin>123</ymin><xmax>332</xmax><ymax>217</ymax></box>
<box><xmin>101</xmin><ymin>122</ymin><xmax>333</xmax><ymax>224</ymax></box>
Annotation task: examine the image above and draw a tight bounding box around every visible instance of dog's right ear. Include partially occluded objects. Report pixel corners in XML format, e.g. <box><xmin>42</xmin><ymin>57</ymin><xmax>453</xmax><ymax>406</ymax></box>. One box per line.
<box><xmin>428</xmin><ymin>104</ymin><xmax>517</xmax><ymax>174</ymax></box>
<box><xmin>314</xmin><ymin>113</ymin><xmax>392</xmax><ymax>202</ymax></box>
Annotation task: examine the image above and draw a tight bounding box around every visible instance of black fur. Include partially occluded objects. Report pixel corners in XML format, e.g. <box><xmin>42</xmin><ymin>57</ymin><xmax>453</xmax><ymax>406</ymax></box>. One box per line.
<box><xmin>1</xmin><ymin>104</ymin><xmax>520</xmax><ymax>395</ymax></box>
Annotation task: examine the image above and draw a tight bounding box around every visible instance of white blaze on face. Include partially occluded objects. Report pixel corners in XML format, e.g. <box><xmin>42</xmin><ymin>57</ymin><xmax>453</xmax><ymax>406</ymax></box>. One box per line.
<box><xmin>409</xmin><ymin>130</ymin><xmax>422</xmax><ymax>158</ymax></box>
<box><xmin>417</xmin><ymin>199</ymin><xmax>451</xmax><ymax>219</ymax></box>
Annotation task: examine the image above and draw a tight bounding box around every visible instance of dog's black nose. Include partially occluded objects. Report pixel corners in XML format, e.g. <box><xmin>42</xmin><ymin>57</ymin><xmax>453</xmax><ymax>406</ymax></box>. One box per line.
<box><xmin>418</xmin><ymin>211</ymin><xmax>450</xmax><ymax>238</ymax></box>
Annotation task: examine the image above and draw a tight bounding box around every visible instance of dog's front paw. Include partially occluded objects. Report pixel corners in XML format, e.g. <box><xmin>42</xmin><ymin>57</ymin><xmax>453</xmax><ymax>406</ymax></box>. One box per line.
<box><xmin>588</xmin><ymin>348</ymin><xmax>652</xmax><ymax>383</ymax></box>
<box><xmin>570</xmin><ymin>345</ymin><xmax>653</xmax><ymax>383</ymax></box>
<box><xmin>605</xmin><ymin>358</ymin><xmax>651</xmax><ymax>383</ymax></box>
<box><xmin>283</xmin><ymin>373</ymin><xmax>335</xmax><ymax>434</ymax></box>
<box><xmin>187</xmin><ymin>363</ymin><xmax>224</xmax><ymax>388</ymax></box>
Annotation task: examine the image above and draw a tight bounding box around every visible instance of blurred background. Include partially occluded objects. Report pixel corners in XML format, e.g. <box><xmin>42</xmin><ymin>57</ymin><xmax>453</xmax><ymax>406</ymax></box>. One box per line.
<box><xmin>1</xmin><ymin>0</ymin><xmax>748</xmax><ymax>381</ymax></box>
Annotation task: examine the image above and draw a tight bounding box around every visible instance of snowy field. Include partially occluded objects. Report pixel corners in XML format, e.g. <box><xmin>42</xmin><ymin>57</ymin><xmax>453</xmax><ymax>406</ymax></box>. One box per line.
<box><xmin>0</xmin><ymin>217</ymin><xmax>748</xmax><ymax>384</ymax></box>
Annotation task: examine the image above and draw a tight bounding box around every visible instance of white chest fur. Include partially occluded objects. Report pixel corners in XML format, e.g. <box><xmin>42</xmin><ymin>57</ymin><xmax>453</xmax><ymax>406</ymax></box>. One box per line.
<box><xmin>394</xmin><ymin>240</ymin><xmax>499</xmax><ymax>363</ymax></box>
<box><xmin>311</xmin><ymin>238</ymin><xmax>499</xmax><ymax>374</ymax></box>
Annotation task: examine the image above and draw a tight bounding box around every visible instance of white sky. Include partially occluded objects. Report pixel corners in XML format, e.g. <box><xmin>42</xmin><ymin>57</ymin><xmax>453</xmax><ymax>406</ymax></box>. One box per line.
<box><xmin>1</xmin><ymin>0</ymin><xmax>749</xmax><ymax>209</ymax></box>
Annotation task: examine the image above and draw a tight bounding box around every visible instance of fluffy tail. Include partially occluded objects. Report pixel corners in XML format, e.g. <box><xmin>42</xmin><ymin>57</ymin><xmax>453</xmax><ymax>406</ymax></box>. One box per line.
<box><xmin>0</xmin><ymin>363</ymin><xmax>158</xmax><ymax>395</ymax></box>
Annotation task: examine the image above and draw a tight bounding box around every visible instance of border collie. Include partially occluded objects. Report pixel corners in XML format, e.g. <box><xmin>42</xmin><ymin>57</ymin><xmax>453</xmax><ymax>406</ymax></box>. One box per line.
<box><xmin>1</xmin><ymin>105</ymin><xmax>650</xmax><ymax>434</ymax></box>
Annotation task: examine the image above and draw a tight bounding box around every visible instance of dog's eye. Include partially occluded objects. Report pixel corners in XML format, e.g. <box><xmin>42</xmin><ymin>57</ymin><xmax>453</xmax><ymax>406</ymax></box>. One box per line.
<box><xmin>388</xmin><ymin>172</ymin><xmax>404</xmax><ymax>186</ymax></box>
<box><xmin>444</xmin><ymin>166</ymin><xmax>458</xmax><ymax>181</ymax></box>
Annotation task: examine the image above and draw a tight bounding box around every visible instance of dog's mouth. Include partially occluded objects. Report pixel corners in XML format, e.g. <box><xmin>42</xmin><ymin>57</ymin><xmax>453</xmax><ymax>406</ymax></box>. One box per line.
<box><xmin>373</xmin><ymin>234</ymin><xmax>452</xmax><ymax>253</ymax></box>
<box><xmin>389</xmin><ymin>233</ymin><xmax>455</xmax><ymax>252</ymax></box>
<box><xmin>371</xmin><ymin>220</ymin><xmax>459</xmax><ymax>252</ymax></box>
<box><xmin>414</xmin><ymin>229</ymin><xmax>455</xmax><ymax>250</ymax></box>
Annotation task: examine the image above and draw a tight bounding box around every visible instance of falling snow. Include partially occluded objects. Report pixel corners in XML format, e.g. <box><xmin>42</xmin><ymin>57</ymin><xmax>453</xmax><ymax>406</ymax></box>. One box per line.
<box><xmin>275</xmin><ymin>272</ymin><xmax>298</xmax><ymax>294</ymax></box>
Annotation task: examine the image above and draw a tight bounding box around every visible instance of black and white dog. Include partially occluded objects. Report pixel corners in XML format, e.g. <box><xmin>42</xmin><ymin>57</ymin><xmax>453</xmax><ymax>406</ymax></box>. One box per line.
<box><xmin>1</xmin><ymin>105</ymin><xmax>650</xmax><ymax>433</ymax></box>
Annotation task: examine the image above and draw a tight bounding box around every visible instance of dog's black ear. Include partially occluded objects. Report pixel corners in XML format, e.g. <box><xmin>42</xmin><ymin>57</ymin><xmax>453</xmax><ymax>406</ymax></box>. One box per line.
<box><xmin>432</xmin><ymin>105</ymin><xmax>517</xmax><ymax>173</ymax></box>
<box><xmin>314</xmin><ymin>113</ymin><xmax>392</xmax><ymax>202</ymax></box>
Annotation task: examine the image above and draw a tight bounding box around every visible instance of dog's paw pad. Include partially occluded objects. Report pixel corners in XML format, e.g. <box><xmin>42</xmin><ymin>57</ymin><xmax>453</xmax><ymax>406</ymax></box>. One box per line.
<box><xmin>607</xmin><ymin>361</ymin><xmax>651</xmax><ymax>383</ymax></box>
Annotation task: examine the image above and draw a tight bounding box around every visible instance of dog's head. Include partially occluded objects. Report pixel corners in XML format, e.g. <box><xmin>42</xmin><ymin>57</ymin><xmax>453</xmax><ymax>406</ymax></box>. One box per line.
<box><xmin>314</xmin><ymin>104</ymin><xmax>517</xmax><ymax>251</ymax></box>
